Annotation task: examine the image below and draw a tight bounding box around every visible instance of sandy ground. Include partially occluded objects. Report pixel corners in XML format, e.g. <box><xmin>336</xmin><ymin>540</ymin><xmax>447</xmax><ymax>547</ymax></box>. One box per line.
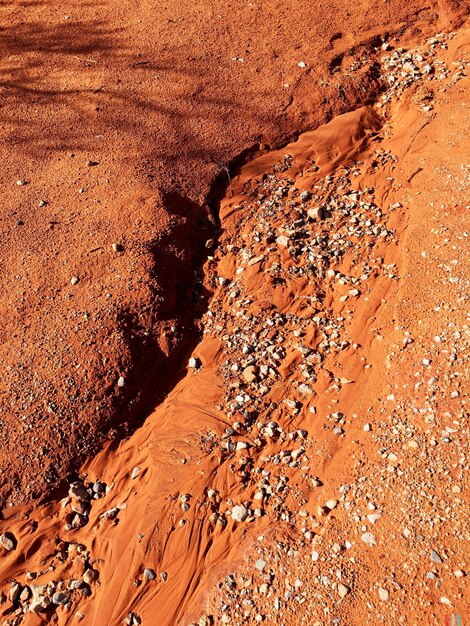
<box><xmin>0</xmin><ymin>1</ymin><xmax>469</xmax><ymax>626</ymax></box>
<box><xmin>0</xmin><ymin>0</ymin><xmax>464</xmax><ymax>504</ymax></box>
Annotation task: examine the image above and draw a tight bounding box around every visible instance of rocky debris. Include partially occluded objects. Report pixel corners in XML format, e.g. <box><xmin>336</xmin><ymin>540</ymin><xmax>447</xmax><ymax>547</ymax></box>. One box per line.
<box><xmin>189</xmin><ymin>29</ymin><xmax>470</xmax><ymax>626</ymax></box>
<box><xmin>65</xmin><ymin>478</ymin><xmax>108</xmax><ymax>530</ymax></box>
<box><xmin>0</xmin><ymin>537</ymin><xmax>100</xmax><ymax>618</ymax></box>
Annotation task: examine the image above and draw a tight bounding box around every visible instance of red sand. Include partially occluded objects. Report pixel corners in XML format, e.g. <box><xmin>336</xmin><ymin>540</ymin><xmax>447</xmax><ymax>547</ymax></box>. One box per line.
<box><xmin>0</xmin><ymin>1</ymin><xmax>469</xmax><ymax>625</ymax></box>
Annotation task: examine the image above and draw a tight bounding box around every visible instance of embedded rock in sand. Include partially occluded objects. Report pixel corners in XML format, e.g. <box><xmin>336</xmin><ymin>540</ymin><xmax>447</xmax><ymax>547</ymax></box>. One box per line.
<box><xmin>231</xmin><ymin>505</ymin><xmax>249</xmax><ymax>522</ymax></box>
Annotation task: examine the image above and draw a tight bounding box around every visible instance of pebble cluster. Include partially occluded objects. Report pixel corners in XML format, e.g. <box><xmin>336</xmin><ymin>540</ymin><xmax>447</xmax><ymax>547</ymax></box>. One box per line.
<box><xmin>189</xmin><ymin>31</ymin><xmax>468</xmax><ymax>625</ymax></box>
<box><xmin>0</xmin><ymin>537</ymin><xmax>99</xmax><ymax>621</ymax></box>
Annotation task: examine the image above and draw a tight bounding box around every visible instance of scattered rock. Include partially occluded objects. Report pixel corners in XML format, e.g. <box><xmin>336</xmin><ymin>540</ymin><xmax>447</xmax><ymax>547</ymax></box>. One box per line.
<box><xmin>338</xmin><ymin>583</ymin><xmax>350</xmax><ymax>598</ymax></box>
<box><xmin>360</xmin><ymin>532</ymin><xmax>376</xmax><ymax>546</ymax></box>
<box><xmin>0</xmin><ymin>532</ymin><xmax>16</xmax><ymax>552</ymax></box>
<box><xmin>83</xmin><ymin>568</ymin><xmax>99</xmax><ymax>584</ymax></box>
<box><xmin>231</xmin><ymin>505</ymin><xmax>249</xmax><ymax>522</ymax></box>
<box><xmin>431</xmin><ymin>550</ymin><xmax>443</xmax><ymax>563</ymax></box>
<box><xmin>378</xmin><ymin>587</ymin><xmax>389</xmax><ymax>601</ymax></box>
<box><xmin>52</xmin><ymin>591</ymin><xmax>69</xmax><ymax>606</ymax></box>
<box><xmin>144</xmin><ymin>568</ymin><xmax>157</xmax><ymax>581</ymax></box>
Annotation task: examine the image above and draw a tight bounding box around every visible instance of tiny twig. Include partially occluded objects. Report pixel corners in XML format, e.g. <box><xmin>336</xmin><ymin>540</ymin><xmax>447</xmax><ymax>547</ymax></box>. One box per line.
<box><xmin>207</xmin><ymin>154</ymin><xmax>233</xmax><ymax>197</ymax></box>
<box><xmin>72</xmin><ymin>56</ymin><xmax>97</xmax><ymax>64</ymax></box>
<box><xmin>407</xmin><ymin>167</ymin><xmax>423</xmax><ymax>183</ymax></box>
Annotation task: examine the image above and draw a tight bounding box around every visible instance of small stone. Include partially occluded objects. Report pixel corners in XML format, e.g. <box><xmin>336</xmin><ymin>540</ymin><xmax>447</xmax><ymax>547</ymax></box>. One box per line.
<box><xmin>243</xmin><ymin>365</ymin><xmax>258</xmax><ymax>383</ymax></box>
<box><xmin>16</xmin><ymin>179</ymin><xmax>27</xmax><ymax>186</ymax></box>
<box><xmin>231</xmin><ymin>504</ymin><xmax>248</xmax><ymax>522</ymax></box>
<box><xmin>9</xmin><ymin>583</ymin><xmax>21</xmax><ymax>603</ymax></box>
<box><xmin>70</xmin><ymin>276</ymin><xmax>80</xmax><ymax>285</ymax></box>
<box><xmin>83</xmin><ymin>568</ymin><xmax>99</xmax><ymax>584</ymax></box>
<box><xmin>378</xmin><ymin>587</ymin><xmax>389</xmax><ymax>601</ymax></box>
<box><xmin>360</xmin><ymin>532</ymin><xmax>376</xmax><ymax>546</ymax></box>
<box><xmin>20</xmin><ymin>585</ymin><xmax>31</xmax><ymax>601</ymax></box>
<box><xmin>143</xmin><ymin>568</ymin><xmax>156</xmax><ymax>581</ymax></box>
<box><xmin>68</xmin><ymin>579</ymin><xmax>83</xmax><ymax>590</ymax></box>
<box><xmin>300</xmin><ymin>190</ymin><xmax>311</xmax><ymax>202</ymax></box>
<box><xmin>188</xmin><ymin>357</ymin><xmax>201</xmax><ymax>369</ymax></box>
<box><xmin>307</xmin><ymin>207</ymin><xmax>324</xmax><ymax>220</ymax></box>
<box><xmin>453</xmin><ymin>570</ymin><xmax>465</xmax><ymax>577</ymax></box>
<box><xmin>431</xmin><ymin>550</ymin><xmax>443</xmax><ymax>564</ymax></box>
<box><xmin>69</xmin><ymin>483</ymin><xmax>89</xmax><ymax>500</ymax></box>
<box><xmin>325</xmin><ymin>499</ymin><xmax>338</xmax><ymax>510</ymax></box>
<box><xmin>111</xmin><ymin>243</ymin><xmax>122</xmax><ymax>252</ymax></box>
<box><xmin>276</xmin><ymin>235</ymin><xmax>289</xmax><ymax>247</ymax></box>
<box><xmin>255</xmin><ymin>559</ymin><xmax>266</xmax><ymax>571</ymax></box>
<box><xmin>0</xmin><ymin>533</ymin><xmax>16</xmax><ymax>552</ymax></box>
<box><xmin>117</xmin><ymin>376</ymin><xmax>125</xmax><ymax>387</ymax></box>
<box><xmin>131</xmin><ymin>466</ymin><xmax>140</xmax><ymax>479</ymax></box>
<box><xmin>440</xmin><ymin>596</ymin><xmax>452</xmax><ymax>606</ymax></box>
<box><xmin>52</xmin><ymin>591</ymin><xmax>69</xmax><ymax>606</ymax></box>
<box><xmin>93</xmin><ymin>481</ymin><xmax>105</xmax><ymax>494</ymax></box>
<box><xmin>100</xmin><ymin>507</ymin><xmax>119</xmax><ymax>520</ymax></box>
<box><xmin>337</xmin><ymin>583</ymin><xmax>350</xmax><ymax>598</ymax></box>
<box><xmin>161</xmin><ymin>571</ymin><xmax>168</xmax><ymax>582</ymax></box>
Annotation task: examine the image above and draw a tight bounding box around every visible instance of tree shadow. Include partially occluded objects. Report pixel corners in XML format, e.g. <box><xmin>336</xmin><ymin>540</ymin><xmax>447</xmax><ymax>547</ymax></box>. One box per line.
<box><xmin>0</xmin><ymin>13</ymin><xmax>271</xmax><ymax>165</ymax></box>
<box><xmin>0</xmin><ymin>8</ymin><xmax>275</xmax><ymax>505</ymax></box>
